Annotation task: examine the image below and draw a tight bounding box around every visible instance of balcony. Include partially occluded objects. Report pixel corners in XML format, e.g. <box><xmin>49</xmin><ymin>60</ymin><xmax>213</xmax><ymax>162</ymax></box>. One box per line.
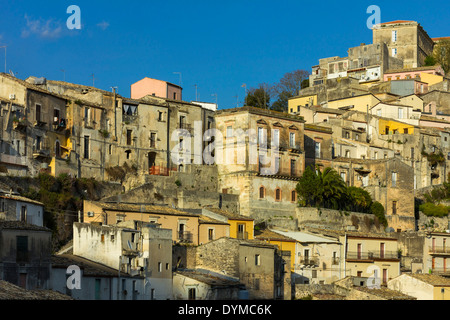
<box><xmin>53</xmin><ymin>118</ymin><xmax>67</xmax><ymax>132</ymax></box>
<box><xmin>0</xmin><ymin>153</ymin><xmax>27</xmax><ymax>167</ymax></box>
<box><xmin>429</xmin><ymin>246</ymin><xmax>450</xmax><ymax>256</ymax></box>
<box><xmin>33</xmin><ymin>149</ymin><xmax>51</xmax><ymax>160</ymax></box>
<box><xmin>149</xmin><ymin>166</ymin><xmax>176</xmax><ymax>176</ymax></box>
<box><xmin>178</xmin><ymin>231</ymin><xmax>193</xmax><ymax>243</ymax></box>
<box><xmin>237</xmin><ymin>231</ymin><xmax>249</xmax><ymax>240</ymax></box>
<box><xmin>178</xmin><ymin>123</ymin><xmax>193</xmax><ymax>133</ymax></box>
<box><xmin>300</xmin><ymin>257</ymin><xmax>318</xmax><ymax>266</ymax></box>
<box><xmin>346</xmin><ymin>250</ymin><xmax>399</xmax><ymax>261</ymax></box>
<box><xmin>122</xmin><ymin>114</ymin><xmax>138</xmax><ymax>124</ymax></box>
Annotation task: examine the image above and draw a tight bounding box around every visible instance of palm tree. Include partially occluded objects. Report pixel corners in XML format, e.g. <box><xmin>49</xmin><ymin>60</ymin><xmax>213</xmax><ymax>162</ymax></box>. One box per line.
<box><xmin>316</xmin><ymin>167</ymin><xmax>347</xmax><ymax>210</ymax></box>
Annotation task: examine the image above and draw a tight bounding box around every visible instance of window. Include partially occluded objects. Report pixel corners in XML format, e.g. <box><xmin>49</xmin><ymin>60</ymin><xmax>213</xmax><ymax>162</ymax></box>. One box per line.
<box><xmin>377</xmin><ymin>109</ymin><xmax>382</xmax><ymax>116</ymax></box>
<box><xmin>188</xmin><ymin>288</ymin><xmax>196</xmax><ymax>300</ymax></box>
<box><xmin>208</xmin><ymin>228</ymin><xmax>214</xmax><ymax>241</ymax></box>
<box><xmin>315</xmin><ymin>142</ymin><xmax>321</xmax><ymax>158</ymax></box>
<box><xmin>83</xmin><ymin>136</ymin><xmax>90</xmax><ymax>159</ymax></box>
<box><xmin>398</xmin><ymin>108</ymin><xmax>404</xmax><ymax>119</ymax></box>
<box><xmin>404</xmin><ymin>128</ymin><xmax>409</xmax><ymax>134</ymax></box>
<box><xmin>20</xmin><ymin>206</ymin><xmax>27</xmax><ymax>222</ymax></box>
<box><xmin>392</xmin><ymin>201</ymin><xmax>397</xmax><ymax>215</ymax></box>
<box><xmin>158</xmin><ymin>111</ymin><xmax>164</xmax><ymax>121</ymax></box>
<box><xmin>53</xmin><ymin>109</ymin><xmax>60</xmax><ymax>124</ymax></box>
<box><xmin>226</xmin><ymin>126</ymin><xmax>233</xmax><ymax>138</ymax></box>
<box><xmin>273</xmin><ymin>129</ymin><xmax>280</xmax><ymax>146</ymax></box>
<box><xmin>35</xmin><ymin>104</ymin><xmax>41</xmax><ymax>122</ymax></box>
<box><xmin>290</xmin><ymin>159</ymin><xmax>296</xmax><ymax>176</ymax></box>
<box><xmin>275</xmin><ymin>188</ymin><xmax>281</xmax><ymax>201</ymax></box>
<box><xmin>255</xmin><ymin>254</ymin><xmax>261</xmax><ymax>266</ymax></box>
<box><xmin>258</xmin><ymin>127</ymin><xmax>266</xmax><ymax>145</ymax></box>
<box><xmin>166</xmin><ymin>263</ymin><xmax>170</xmax><ymax>270</ymax></box>
<box><xmin>392</xmin><ymin>172</ymin><xmax>397</xmax><ymax>187</ymax></box>
<box><xmin>345</xmin><ymin>150</ymin><xmax>350</xmax><ymax>158</ymax></box>
<box><xmin>259</xmin><ymin>186</ymin><xmax>265</xmax><ymax>199</ymax></box>
<box><xmin>158</xmin><ymin>262</ymin><xmax>162</xmax><ymax>272</ymax></box>
<box><xmin>16</xmin><ymin>236</ymin><xmax>28</xmax><ymax>262</ymax></box>
<box><xmin>392</xmin><ymin>30</ymin><xmax>398</xmax><ymax>42</ymax></box>
<box><xmin>291</xmin><ymin>190</ymin><xmax>297</xmax><ymax>202</ymax></box>
<box><xmin>127</xmin><ymin>130</ymin><xmax>132</xmax><ymax>145</ymax></box>
<box><xmin>173</xmin><ymin>92</ymin><xmax>177</xmax><ymax>100</ymax></box>
<box><xmin>345</xmin><ymin>131</ymin><xmax>350</xmax><ymax>139</ymax></box>
<box><xmin>289</xmin><ymin>132</ymin><xmax>295</xmax><ymax>148</ymax></box>
<box><xmin>392</xmin><ymin>48</ymin><xmax>397</xmax><ymax>57</ymax></box>
<box><xmin>150</xmin><ymin>132</ymin><xmax>156</xmax><ymax>148</ymax></box>
<box><xmin>238</xmin><ymin>224</ymin><xmax>245</xmax><ymax>239</ymax></box>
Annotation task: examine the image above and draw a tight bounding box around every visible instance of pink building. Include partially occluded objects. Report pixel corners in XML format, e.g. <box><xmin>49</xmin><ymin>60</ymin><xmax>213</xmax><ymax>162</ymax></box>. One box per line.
<box><xmin>383</xmin><ymin>65</ymin><xmax>445</xmax><ymax>82</ymax></box>
<box><xmin>131</xmin><ymin>77</ymin><xmax>183</xmax><ymax>100</ymax></box>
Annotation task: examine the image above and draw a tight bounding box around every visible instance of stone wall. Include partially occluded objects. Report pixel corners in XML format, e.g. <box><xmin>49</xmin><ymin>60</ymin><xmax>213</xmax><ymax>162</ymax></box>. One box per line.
<box><xmin>294</xmin><ymin>284</ymin><xmax>336</xmax><ymax>300</ymax></box>
<box><xmin>295</xmin><ymin>207</ymin><xmax>384</xmax><ymax>232</ymax></box>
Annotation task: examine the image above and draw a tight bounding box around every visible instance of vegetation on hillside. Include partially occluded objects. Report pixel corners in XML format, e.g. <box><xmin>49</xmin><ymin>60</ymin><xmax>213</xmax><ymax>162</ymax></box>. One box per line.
<box><xmin>296</xmin><ymin>166</ymin><xmax>387</xmax><ymax>227</ymax></box>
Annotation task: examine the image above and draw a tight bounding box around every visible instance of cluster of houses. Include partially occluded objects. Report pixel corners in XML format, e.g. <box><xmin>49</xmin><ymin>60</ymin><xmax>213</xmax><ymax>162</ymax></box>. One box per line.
<box><xmin>1</xmin><ymin>20</ymin><xmax>450</xmax><ymax>300</ymax></box>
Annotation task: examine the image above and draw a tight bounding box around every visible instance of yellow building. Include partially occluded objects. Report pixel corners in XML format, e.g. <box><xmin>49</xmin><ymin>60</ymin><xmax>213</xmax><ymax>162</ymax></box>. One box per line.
<box><xmin>288</xmin><ymin>94</ymin><xmax>318</xmax><ymax>114</ymax></box>
<box><xmin>327</xmin><ymin>94</ymin><xmax>380</xmax><ymax>113</ymax></box>
<box><xmin>201</xmin><ymin>208</ymin><xmax>254</xmax><ymax>240</ymax></box>
<box><xmin>420</xmin><ymin>72</ymin><xmax>444</xmax><ymax>86</ymax></box>
<box><xmin>256</xmin><ymin>228</ymin><xmax>342</xmax><ymax>284</ymax></box>
<box><xmin>378</xmin><ymin>118</ymin><xmax>415</xmax><ymax>135</ymax></box>
<box><xmin>343</xmin><ymin>233</ymin><xmax>400</xmax><ymax>286</ymax></box>
<box><xmin>83</xmin><ymin>200</ymin><xmax>201</xmax><ymax>245</ymax></box>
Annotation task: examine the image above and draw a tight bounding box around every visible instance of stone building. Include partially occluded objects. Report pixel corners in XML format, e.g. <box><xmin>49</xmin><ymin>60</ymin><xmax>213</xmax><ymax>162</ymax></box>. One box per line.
<box><xmin>0</xmin><ymin>190</ymin><xmax>44</xmax><ymax>227</ymax></box>
<box><xmin>331</xmin><ymin>157</ymin><xmax>415</xmax><ymax>231</ymax></box>
<box><xmin>0</xmin><ymin>221</ymin><xmax>52</xmax><ymax>290</ymax></box>
<box><xmin>193</xmin><ymin>237</ymin><xmax>291</xmax><ymax>300</ymax></box>
<box><xmin>372</xmin><ymin>20</ymin><xmax>435</xmax><ymax>69</ymax></box>
<box><xmin>214</xmin><ymin>106</ymin><xmax>305</xmax><ymax>221</ymax></box>
<box><xmin>72</xmin><ymin>221</ymin><xmax>173</xmax><ymax>300</ymax></box>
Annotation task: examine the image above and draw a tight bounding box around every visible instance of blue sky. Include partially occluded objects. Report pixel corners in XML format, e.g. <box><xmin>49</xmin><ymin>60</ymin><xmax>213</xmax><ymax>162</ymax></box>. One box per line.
<box><xmin>0</xmin><ymin>0</ymin><xmax>449</xmax><ymax>109</ymax></box>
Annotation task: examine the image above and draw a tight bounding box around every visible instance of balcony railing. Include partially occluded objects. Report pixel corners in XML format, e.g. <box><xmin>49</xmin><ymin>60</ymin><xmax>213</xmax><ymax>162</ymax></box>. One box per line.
<box><xmin>347</xmin><ymin>251</ymin><xmax>399</xmax><ymax>260</ymax></box>
<box><xmin>178</xmin><ymin>231</ymin><xmax>193</xmax><ymax>243</ymax></box>
<box><xmin>429</xmin><ymin>246</ymin><xmax>450</xmax><ymax>255</ymax></box>
<box><xmin>300</xmin><ymin>257</ymin><xmax>318</xmax><ymax>266</ymax></box>
<box><xmin>149</xmin><ymin>166</ymin><xmax>176</xmax><ymax>176</ymax></box>
<box><xmin>237</xmin><ymin>231</ymin><xmax>249</xmax><ymax>240</ymax></box>
<box><xmin>0</xmin><ymin>153</ymin><xmax>27</xmax><ymax>167</ymax></box>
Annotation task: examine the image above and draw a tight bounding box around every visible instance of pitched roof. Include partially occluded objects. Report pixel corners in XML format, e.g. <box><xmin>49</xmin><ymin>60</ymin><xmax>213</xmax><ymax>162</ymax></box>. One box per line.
<box><xmin>92</xmin><ymin>201</ymin><xmax>199</xmax><ymax>217</ymax></box>
<box><xmin>0</xmin><ymin>192</ymin><xmax>44</xmax><ymax>206</ymax></box>
<box><xmin>203</xmin><ymin>207</ymin><xmax>254</xmax><ymax>221</ymax></box>
<box><xmin>407</xmin><ymin>273</ymin><xmax>450</xmax><ymax>286</ymax></box>
<box><xmin>355</xmin><ymin>286</ymin><xmax>416</xmax><ymax>300</ymax></box>
<box><xmin>379</xmin><ymin>20</ymin><xmax>415</xmax><ymax>25</ymax></box>
<box><xmin>51</xmin><ymin>254</ymin><xmax>140</xmax><ymax>277</ymax></box>
<box><xmin>174</xmin><ymin>269</ymin><xmax>243</xmax><ymax>287</ymax></box>
<box><xmin>0</xmin><ymin>220</ymin><xmax>50</xmax><ymax>232</ymax></box>
<box><xmin>0</xmin><ymin>280</ymin><xmax>73</xmax><ymax>300</ymax></box>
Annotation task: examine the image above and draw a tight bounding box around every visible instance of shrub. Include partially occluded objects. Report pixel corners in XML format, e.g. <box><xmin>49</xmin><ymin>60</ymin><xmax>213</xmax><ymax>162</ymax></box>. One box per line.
<box><xmin>419</xmin><ymin>202</ymin><xmax>449</xmax><ymax>217</ymax></box>
<box><xmin>370</xmin><ymin>201</ymin><xmax>387</xmax><ymax>227</ymax></box>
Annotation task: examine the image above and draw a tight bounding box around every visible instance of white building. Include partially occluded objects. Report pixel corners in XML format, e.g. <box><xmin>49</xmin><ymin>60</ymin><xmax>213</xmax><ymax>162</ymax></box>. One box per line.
<box><xmin>0</xmin><ymin>190</ymin><xmax>44</xmax><ymax>227</ymax></box>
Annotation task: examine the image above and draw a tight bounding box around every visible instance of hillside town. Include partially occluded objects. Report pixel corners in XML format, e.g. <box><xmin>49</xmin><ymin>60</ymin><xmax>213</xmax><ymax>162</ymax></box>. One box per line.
<box><xmin>1</xmin><ymin>19</ymin><xmax>450</xmax><ymax>301</ymax></box>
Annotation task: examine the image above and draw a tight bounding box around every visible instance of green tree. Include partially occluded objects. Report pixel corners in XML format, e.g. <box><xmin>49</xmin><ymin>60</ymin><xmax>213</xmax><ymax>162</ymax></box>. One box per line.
<box><xmin>316</xmin><ymin>167</ymin><xmax>347</xmax><ymax>210</ymax></box>
<box><xmin>245</xmin><ymin>83</ymin><xmax>273</xmax><ymax>109</ymax></box>
<box><xmin>271</xmin><ymin>69</ymin><xmax>310</xmax><ymax>112</ymax></box>
<box><xmin>347</xmin><ymin>186</ymin><xmax>373</xmax><ymax>213</ymax></box>
<box><xmin>370</xmin><ymin>201</ymin><xmax>387</xmax><ymax>227</ymax></box>
<box><xmin>296</xmin><ymin>166</ymin><xmax>321</xmax><ymax>207</ymax></box>
<box><xmin>434</xmin><ymin>40</ymin><xmax>450</xmax><ymax>73</ymax></box>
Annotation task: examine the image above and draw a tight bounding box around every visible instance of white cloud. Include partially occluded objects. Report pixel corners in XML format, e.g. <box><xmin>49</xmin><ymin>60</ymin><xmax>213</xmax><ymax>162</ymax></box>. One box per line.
<box><xmin>21</xmin><ymin>14</ymin><xmax>63</xmax><ymax>39</ymax></box>
<box><xmin>97</xmin><ymin>21</ymin><xmax>110</xmax><ymax>31</ymax></box>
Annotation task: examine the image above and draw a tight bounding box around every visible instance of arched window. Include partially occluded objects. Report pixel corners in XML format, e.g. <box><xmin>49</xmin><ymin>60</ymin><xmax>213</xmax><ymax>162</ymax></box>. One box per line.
<box><xmin>291</xmin><ymin>190</ymin><xmax>297</xmax><ymax>203</ymax></box>
<box><xmin>275</xmin><ymin>188</ymin><xmax>281</xmax><ymax>201</ymax></box>
<box><xmin>259</xmin><ymin>186</ymin><xmax>265</xmax><ymax>199</ymax></box>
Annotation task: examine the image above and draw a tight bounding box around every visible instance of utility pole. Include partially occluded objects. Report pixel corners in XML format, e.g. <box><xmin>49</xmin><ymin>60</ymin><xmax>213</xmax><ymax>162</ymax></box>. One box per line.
<box><xmin>91</xmin><ymin>73</ymin><xmax>96</xmax><ymax>87</ymax></box>
<box><xmin>194</xmin><ymin>84</ymin><xmax>198</xmax><ymax>101</ymax></box>
<box><xmin>0</xmin><ymin>45</ymin><xmax>7</xmax><ymax>73</ymax></box>
<box><xmin>173</xmin><ymin>72</ymin><xmax>182</xmax><ymax>87</ymax></box>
